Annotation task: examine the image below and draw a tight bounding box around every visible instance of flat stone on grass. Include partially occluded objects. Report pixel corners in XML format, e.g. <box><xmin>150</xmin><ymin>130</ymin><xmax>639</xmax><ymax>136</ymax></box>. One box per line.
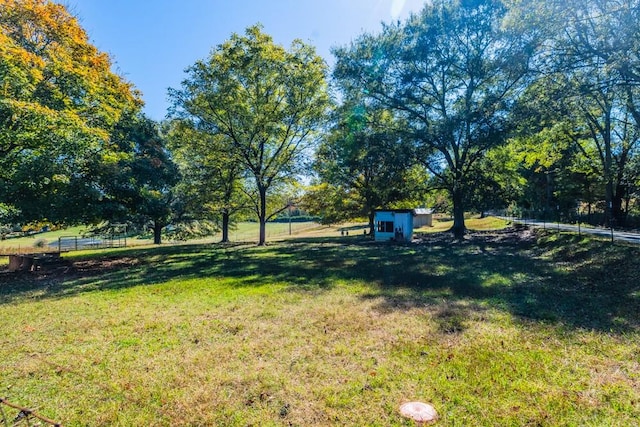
<box><xmin>399</xmin><ymin>401</ymin><xmax>438</xmax><ymax>424</ymax></box>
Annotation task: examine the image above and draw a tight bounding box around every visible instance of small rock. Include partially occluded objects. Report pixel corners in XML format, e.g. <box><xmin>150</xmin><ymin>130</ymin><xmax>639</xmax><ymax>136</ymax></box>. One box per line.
<box><xmin>399</xmin><ymin>401</ymin><xmax>438</xmax><ymax>424</ymax></box>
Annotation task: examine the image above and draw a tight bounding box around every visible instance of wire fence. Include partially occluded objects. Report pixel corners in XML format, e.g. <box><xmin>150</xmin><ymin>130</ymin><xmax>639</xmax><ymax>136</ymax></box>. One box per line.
<box><xmin>53</xmin><ymin>235</ymin><xmax>128</xmax><ymax>252</ymax></box>
<box><xmin>0</xmin><ymin>397</ymin><xmax>61</xmax><ymax>426</ymax></box>
<box><xmin>0</xmin><ymin>222</ymin><xmax>322</xmax><ymax>259</ymax></box>
<box><xmin>496</xmin><ymin>213</ymin><xmax>640</xmax><ymax>245</ymax></box>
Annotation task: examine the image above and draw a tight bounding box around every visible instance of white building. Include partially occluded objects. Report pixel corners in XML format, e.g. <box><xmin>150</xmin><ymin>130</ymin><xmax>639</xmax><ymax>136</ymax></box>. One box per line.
<box><xmin>374</xmin><ymin>209</ymin><xmax>415</xmax><ymax>242</ymax></box>
<box><xmin>413</xmin><ymin>208</ymin><xmax>434</xmax><ymax>228</ymax></box>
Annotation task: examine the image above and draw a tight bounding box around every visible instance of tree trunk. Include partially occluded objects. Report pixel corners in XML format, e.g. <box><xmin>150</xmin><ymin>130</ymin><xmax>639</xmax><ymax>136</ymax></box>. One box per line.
<box><xmin>604</xmin><ymin>176</ymin><xmax>614</xmax><ymax>228</ymax></box>
<box><xmin>221</xmin><ymin>210</ymin><xmax>230</xmax><ymax>243</ymax></box>
<box><xmin>604</xmin><ymin>108</ymin><xmax>614</xmax><ymax>227</ymax></box>
<box><xmin>258</xmin><ymin>185</ymin><xmax>267</xmax><ymax>246</ymax></box>
<box><xmin>368</xmin><ymin>210</ymin><xmax>375</xmax><ymax>236</ymax></box>
<box><xmin>450</xmin><ymin>187</ymin><xmax>466</xmax><ymax>240</ymax></box>
<box><xmin>613</xmin><ymin>183</ymin><xmax>626</xmax><ymax>227</ymax></box>
<box><xmin>153</xmin><ymin>222</ymin><xmax>163</xmax><ymax>245</ymax></box>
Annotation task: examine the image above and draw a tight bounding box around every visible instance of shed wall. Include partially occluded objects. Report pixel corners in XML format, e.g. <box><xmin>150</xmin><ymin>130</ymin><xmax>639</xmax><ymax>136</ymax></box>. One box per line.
<box><xmin>374</xmin><ymin>211</ymin><xmax>414</xmax><ymax>242</ymax></box>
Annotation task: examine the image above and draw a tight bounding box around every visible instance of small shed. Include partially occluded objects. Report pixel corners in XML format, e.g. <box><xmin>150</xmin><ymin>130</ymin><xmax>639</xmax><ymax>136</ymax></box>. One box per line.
<box><xmin>413</xmin><ymin>208</ymin><xmax>434</xmax><ymax>228</ymax></box>
<box><xmin>374</xmin><ymin>209</ymin><xmax>415</xmax><ymax>242</ymax></box>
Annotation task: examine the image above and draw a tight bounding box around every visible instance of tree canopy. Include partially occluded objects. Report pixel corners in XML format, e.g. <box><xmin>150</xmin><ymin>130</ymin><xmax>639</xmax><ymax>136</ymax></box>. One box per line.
<box><xmin>167</xmin><ymin>119</ymin><xmax>248</xmax><ymax>243</ymax></box>
<box><xmin>333</xmin><ymin>0</ymin><xmax>535</xmax><ymax>237</ymax></box>
<box><xmin>309</xmin><ymin>101</ymin><xmax>420</xmax><ymax>233</ymax></box>
<box><xmin>0</xmin><ymin>0</ymin><xmax>141</xmax><ymax>224</ymax></box>
<box><xmin>170</xmin><ymin>25</ymin><xmax>330</xmax><ymax>245</ymax></box>
<box><xmin>3</xmin><ymin>0</ymin><xmax>640</xmax><ymax>239</ymax></box>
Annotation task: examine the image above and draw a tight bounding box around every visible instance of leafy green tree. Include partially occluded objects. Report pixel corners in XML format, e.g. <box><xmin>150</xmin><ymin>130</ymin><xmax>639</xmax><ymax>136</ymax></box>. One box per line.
<box><xmin>301</xmin><ymin>182</ymin><xmax>356</xmax><ymax>225</ymax></box>
<box><xmin>465</xmin><ymin>144</ymin><xmax>526</xmax><ymax>217</ymax></box>
<box><xmin>0</xmin><ymin>0</ymin><xmax>141</xmax><ymax>223</ymax></box>
<box><xmin>103</xmin><ymin>114</ymin><xmax>179</xmax><ymax>244</ymax></box>
<box><xmin>562</xmin><ymin>0</ymin><xmax>640</xmax><ymax>226</ymax></box>
<box><xmin>311</xmin><ymin>102</ymin><xmax>419</xmax><ymax>233</ymax></box>
<box><xmin>508</xmin><ymin>78</ymin><xmax>592</xmax><ymax>219</ymax></box>
<box><xmin>170</xmin><ymin>25</ymin><xmax>330</xmax><ymax>245</ymax></box>
<box><xmin>333</xmin><ymin>0</ymin><xmax>534</xmax><ymax>238</ymax></box>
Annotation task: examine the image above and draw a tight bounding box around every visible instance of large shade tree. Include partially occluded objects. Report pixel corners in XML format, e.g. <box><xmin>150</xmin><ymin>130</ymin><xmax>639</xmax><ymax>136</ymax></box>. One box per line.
<box><xmin>101</xmin><ymin>114</ymin><xmax>179</xmax><ymax>244</ymax></box>
<box><xmin>333</xmin><ymin>0</ymin><xmax>535</xmax><ymax>238</ymax></box>
<box><xmin>310</xmin><ymin>102</ymin><xmax>419</xmax><ymax>233</ymax></box>
<box><xmin>170</xmin><ymin>25</ymin><xmax>330</xmax><ymax>245</ymax></box>
<box><xmin>492</xmin><ymin>0</ymin><xmax>640</xmax><ymax>226</ymax></box>
<box><xmin>0</xmin><ymin>0</ymin><xmax>140</xmax><ymax>223</ymax></box>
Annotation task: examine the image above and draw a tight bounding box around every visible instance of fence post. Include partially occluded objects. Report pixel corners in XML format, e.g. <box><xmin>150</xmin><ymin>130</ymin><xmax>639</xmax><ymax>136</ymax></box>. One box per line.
<box><xmin>611</xmin><ymin>222</ymin><xmax>614</xmax><ymax>243</ymax></box>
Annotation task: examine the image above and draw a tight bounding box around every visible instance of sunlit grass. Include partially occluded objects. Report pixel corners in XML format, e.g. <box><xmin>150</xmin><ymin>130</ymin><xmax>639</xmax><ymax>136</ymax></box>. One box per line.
<box><xmin>417</xmin><ymin>214</ymin><xmax>510</xmax><ymax>233</ymax></box>
<box><xmin>1</xmin><ymin>228</ymin><xmax>638</xmax><ymax>425</ymax></box>
<box><xmin>0</xmin><ymin>222</ymin><xmax>327</xmax><ymax>265</ymax></box>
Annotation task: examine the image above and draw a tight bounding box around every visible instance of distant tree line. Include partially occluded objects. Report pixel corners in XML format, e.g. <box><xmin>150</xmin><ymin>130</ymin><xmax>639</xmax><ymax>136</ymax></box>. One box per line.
<box><xmin>2</xmin><ymin>0</ymin><xmax>640</xmax><ymax>244</ymax></box>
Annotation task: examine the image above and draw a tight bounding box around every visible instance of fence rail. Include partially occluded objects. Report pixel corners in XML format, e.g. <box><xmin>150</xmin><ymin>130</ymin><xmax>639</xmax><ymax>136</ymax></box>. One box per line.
<box><xmin>497</xmin><ymin>216</ymin><xmax>640</xmax><ymax>245</ymax></box>
<box><xmin>54</xmin><ymin>235</ymin><xmax>127</xmax><ymax>252</ymax></box>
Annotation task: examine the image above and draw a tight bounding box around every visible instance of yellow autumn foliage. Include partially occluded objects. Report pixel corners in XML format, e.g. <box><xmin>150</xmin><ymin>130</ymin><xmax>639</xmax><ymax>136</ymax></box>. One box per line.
<box><xmin>0</xmin><ymin>0</ymin><xmax>141</xmax><ymax>153</ymax></box>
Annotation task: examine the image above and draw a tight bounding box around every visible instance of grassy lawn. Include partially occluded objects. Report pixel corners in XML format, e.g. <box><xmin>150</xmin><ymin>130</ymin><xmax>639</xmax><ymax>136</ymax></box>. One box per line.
<box><xmin>0</xmin><ymin>222</ymin><xmax>324</xmax><ymax>252</ymax></box>
<box><xmin>0</xmin><ymin>222</ymin><xmax>326</xmax><ymax>266</ymax></box>
<box><xmin>221</xmin><ymin>221</ymin><xmax>329</xmax><ymax>242</ymax></box>
<box><xmin>417</xmin><ymin>215</ymin><xmax>510</xmax><ymax>233</ymax></box>
<box><xmin>1</xmin><ymin>227</ymin><xmax>638</xmax><ymax>426</ymax></box>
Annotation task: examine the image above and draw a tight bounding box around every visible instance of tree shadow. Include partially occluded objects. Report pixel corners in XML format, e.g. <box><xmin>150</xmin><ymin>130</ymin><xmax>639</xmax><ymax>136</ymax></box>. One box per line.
<box><xmin>360</xmin><ymin>229</ymin><xmax>640</xmax><ymax>334</ymax></box>
<box><xmin>1</xmin><ymin>229</ymin><xmax>638</xmax><ymax>334</ymax></box>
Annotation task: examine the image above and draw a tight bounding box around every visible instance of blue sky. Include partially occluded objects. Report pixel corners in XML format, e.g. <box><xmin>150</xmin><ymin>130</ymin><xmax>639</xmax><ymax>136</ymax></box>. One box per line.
<box><xmin>66</xmin><ymin>0</ymin><xmax>427</xmax><ymax>121</ymax></box>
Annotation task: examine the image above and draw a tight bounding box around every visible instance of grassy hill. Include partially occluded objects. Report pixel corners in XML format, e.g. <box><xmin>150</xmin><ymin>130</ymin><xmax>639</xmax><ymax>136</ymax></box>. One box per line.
<box><xmin>0</xmin><ymin>226</ymin><xmax>638</xmax><ymax>425</ymax></box>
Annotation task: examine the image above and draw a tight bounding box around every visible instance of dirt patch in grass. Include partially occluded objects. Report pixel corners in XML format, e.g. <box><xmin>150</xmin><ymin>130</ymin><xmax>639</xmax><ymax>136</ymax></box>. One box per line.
<box><xmin>71</xmin><ymin>256</ymin><xmax>141</xmax><ymax>273</ymax></box>
<box><xmin>413</xmin><ymin>225</ymin><xmax>537</xmax><ymax>246</ymax></box>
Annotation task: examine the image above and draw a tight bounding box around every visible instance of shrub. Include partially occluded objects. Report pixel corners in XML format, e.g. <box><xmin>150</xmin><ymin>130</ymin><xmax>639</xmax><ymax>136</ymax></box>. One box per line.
<box><xmin>33</xmin><ymin>238</ymin><xmax>47</xmax><ymax>248</ymax></box>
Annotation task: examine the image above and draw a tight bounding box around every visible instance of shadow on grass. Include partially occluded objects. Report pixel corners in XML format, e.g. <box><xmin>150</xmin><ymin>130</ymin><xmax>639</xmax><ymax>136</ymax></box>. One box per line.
<box><xmin>1</xmin><ymin>229</ymin><xmax>638</xmax><ymax>334</ymax></box>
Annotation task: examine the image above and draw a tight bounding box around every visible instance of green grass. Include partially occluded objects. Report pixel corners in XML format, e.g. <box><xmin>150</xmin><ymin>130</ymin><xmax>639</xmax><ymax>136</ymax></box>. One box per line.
<box><xmin>1</xmin><ymin>227</ymin><xmax>638</xmax><ymax>426</ymax></box>
<box><xmin>0</xmin><ymin>222</ymin><xmax>324</xmax><ymax>266</ymax></box>
<box><xmin>0</xmin><ymin>222</ymin><xmax>322</xmax><ymax>252</ymax></box>
<box><xmin>219</xmin><ymin>221</ymin><xmax>326</xmax><ymax>242</ymax></box>
<box><xmin>417</xmin><ymin>215</ymin><xmax>510</xmax><ymax>233</ymax></box>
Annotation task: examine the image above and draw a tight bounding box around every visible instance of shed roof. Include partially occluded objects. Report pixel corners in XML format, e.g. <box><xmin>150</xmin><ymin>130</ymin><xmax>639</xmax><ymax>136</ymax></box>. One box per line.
<box><xmin>414</xmin><ymin>208</ymin><xmax>433</xmax><ymax>215</ymax></box>
<box><xmin>374</xmin><ymin>209</ymin><xmax>415</xmax><ymax>215</ymax></box>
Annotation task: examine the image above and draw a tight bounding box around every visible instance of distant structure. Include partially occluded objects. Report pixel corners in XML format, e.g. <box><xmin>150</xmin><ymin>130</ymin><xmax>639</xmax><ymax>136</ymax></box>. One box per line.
<box><xmin>374</xmin><ymin>209</ymin><xmax>415</xmax><ymax>242</ymax></box>
<box><xmin>413</xmin><ymin>208</ymin><xmax>434</xmax><ymax>228</ymax></box>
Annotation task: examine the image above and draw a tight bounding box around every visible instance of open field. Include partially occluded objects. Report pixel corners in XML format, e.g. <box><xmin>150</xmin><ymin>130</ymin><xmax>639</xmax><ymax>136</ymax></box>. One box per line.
<box><xmin>0</xmin><ymin>226</ymin><xmax>88</xmax><ymax>255</ymax></box>
<box><xmin>0</xmin><ymin>222</ymin><xmax>326</xmax><ymax>265</ymax></box>
<box><xmin>0</xmin><ymin>216</ymin><xmax>507</xmax><ymax>257</ymax></box>
<box><xmin>0</xmin><ymin>222</ymin><xmax>326</xmax><ymax>256</ymax></box>
<box><xmin>418</xmin><ymin>215</ymin><xmax>510</xmax><ymax>233</ymax></box>
<box><xmin>1</xmin><ymin>226</ymin><xmax>638</xmax><ymax>426</ymax></box>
